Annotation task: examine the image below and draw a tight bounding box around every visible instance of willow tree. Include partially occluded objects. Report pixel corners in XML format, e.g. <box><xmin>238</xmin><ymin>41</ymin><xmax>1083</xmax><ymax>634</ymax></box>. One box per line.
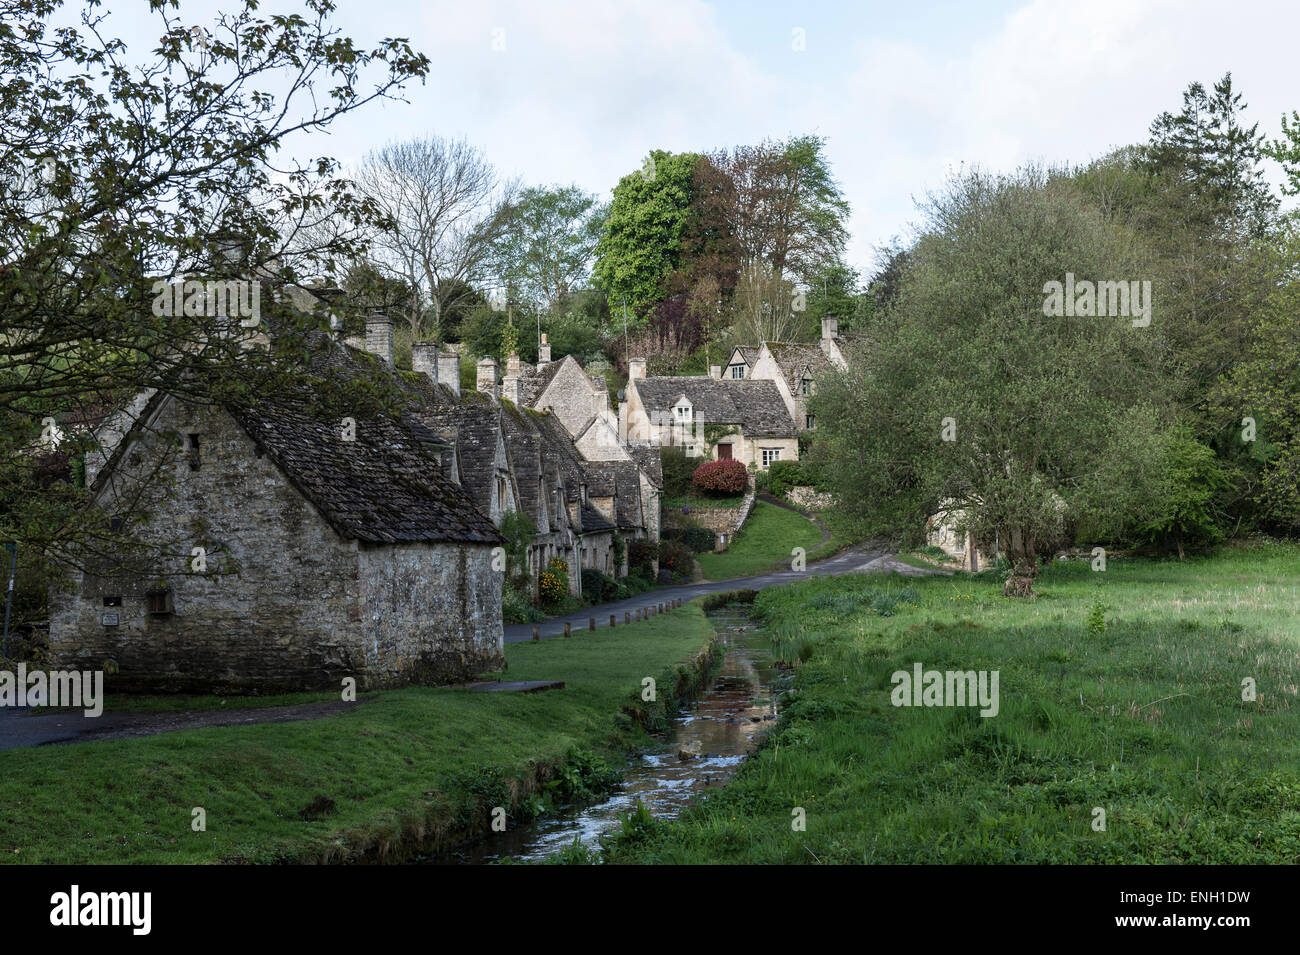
<box><xmin>812</xmin><ymin>166</ymin><xmax>1178</xmax><ymax>596</ymax></box>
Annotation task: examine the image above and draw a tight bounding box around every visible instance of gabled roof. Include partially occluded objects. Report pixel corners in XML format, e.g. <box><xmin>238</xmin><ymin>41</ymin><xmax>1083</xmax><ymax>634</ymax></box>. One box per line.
<box><xmin>762</xmin><ymin>341</ymin><xmax>836</xmax><ymax>394</ymax></box>
<box><xmin>94</xmin><ymin>338</ymin><xmax>502</xmax><ymax>547</ymax></box>
<box><xmin>633</xmin><ymin>376</ymin><xmax>796</xmax><ymax>437</ymax></box>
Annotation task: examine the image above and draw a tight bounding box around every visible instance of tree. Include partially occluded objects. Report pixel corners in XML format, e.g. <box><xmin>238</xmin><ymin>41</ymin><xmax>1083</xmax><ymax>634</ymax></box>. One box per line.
<box><xmin>811</xmin><ymin>167</ymin><xmax>1173</xmax><ymax>597</ymax></box>
<box><xmin>592</xmin><ymin>150</ymin><xmax>699</xmax><ymax>318</ymax></box>
<box><xmin>0</xmin><ymin>0</ymin><xmax>428</xmax><ymax>596</ymax></box>
<box><xmin>355</xmin><ymin>135</ymin><xmax>515</xmax><ymax>340</ymax></box>
<box><xmin>1264</xmin><ymin>110</ymin><xmax>1300</xmax><ymax>196</ymax></box>
<box><xmin>490</xmin><ymin>184</ymin><xmax>606</xmax><ymax>310</ymax></box>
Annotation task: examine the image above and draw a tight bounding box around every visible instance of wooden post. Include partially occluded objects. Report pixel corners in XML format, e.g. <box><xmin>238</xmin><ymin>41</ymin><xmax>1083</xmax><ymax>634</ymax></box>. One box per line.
<box><xmin>564</xmin><ymin>621</ymin><xmax>571</xmax><ymax>637</ymax></box>
<box><xmin>589</xmin><ymin>617</ymin><xmax>595</xmax><ymax>631</ymax></box>
<box><xmin>532</xmin><ymin>625</ymin><xmax>539</xmax><ymax>641</ymax></box>
<box><xmin>625</xmin><ymin>611</ymin><xmax>630</xmax><ymax>624</ymax></box>
<box><xmin>610</xmin><ymin>615</ymin><xmax>616</xmax><ymax>628</ymax></box>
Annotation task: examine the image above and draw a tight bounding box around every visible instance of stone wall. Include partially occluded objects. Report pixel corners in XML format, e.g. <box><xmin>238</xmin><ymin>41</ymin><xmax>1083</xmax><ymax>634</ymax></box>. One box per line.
<box><xmin>49</xmin><ymin>396</ymin><xmax>502</xmax><ymax>692</ymax></box>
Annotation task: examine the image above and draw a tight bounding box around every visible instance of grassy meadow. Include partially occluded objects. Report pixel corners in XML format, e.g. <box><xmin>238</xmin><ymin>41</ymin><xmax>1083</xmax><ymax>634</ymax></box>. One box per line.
<box><xmin>608</xmin><ymin>542</ymin><xmax>1300</xmax><ymax>864</ymax></box>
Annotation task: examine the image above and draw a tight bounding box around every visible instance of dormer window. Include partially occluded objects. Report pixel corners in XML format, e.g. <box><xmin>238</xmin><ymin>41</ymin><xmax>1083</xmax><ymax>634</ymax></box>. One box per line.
<box><xmin>800</xmin><ymin>377</ymin><xmax>812</xmax><ymax>396</ymax></box>
<box><xmin>674</xmin><ymin>403</ymin><xmax>692</xmax><ymax>421</ymax></box>
<box><xmin>730</xmin><ymin>365</ymin><xmax>745</xmax><ymax>379</ymax></box>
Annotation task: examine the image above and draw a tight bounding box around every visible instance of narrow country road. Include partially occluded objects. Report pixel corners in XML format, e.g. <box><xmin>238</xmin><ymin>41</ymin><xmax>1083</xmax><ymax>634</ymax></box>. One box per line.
<box><xmin>504</xmin><ymin>543</ymin><xmax>943</xmax><ymax>643</ymax></box>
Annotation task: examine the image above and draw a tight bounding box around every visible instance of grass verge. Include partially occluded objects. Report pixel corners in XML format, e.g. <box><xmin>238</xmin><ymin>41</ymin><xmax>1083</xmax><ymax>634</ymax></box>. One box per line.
<box><xmin>697</xmin><ymin>501</ymin><xmax>824</xmax><ymax>580</ymax></box>
<box><xmin>0</xmin><ymin>604</ymin><xmax>720</xmax><ymax>864</ymax></box>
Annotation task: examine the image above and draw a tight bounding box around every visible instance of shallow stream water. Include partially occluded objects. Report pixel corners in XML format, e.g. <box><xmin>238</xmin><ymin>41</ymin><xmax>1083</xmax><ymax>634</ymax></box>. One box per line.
<box><xmin>426</xmin><ymin>602</ymin><xmax>786</xmax><ymax>864</ymax></box>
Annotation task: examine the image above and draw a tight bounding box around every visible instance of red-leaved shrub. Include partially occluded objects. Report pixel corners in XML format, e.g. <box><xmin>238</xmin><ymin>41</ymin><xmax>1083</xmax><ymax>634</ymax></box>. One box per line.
<box><xmin>692</xmin><ymin>458</ymin><xmax>749</xmax><ymax>496</ymax></box>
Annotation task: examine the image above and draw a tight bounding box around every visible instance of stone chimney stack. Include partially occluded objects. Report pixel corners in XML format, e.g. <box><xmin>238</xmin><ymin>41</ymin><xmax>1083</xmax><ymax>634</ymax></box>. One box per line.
<box><xmin>412</xmin><ymin>340</ymin><xmax>437</xmax><ymax>380</ymax></box>
<box><xmin>365</xmin><ymin>312</ymin><xmax>394</xmax><ymax>369</ymax></box>
<box><xmin>820</xmin><ymin>315</ymin><xmax>839</xmax><ymax>341</ymax></box>
<box><xmin>538</xmin><ymin>333</ymin><xmax>552</xmax><ymax>367</ymax></box>
<box><xmin>590</xmin><ymin>374</ymin><xmax>609</xmax><ymax>416</ymax></box>
<box><xmin>628</xmin><ymin>357</ymin><xmax>647</xmax><ymax>381</ymax></box>
<box><xmin>709</xmin><ymin>364</ymin><xmax>721</xmax><ymax>379</ymax></box>
<box><xmin>437</xmin><ymin>349</ymin><xmax>461</xmax><ymax>397</ymax></box>
<box><xmin>477</xmin><ymin>357</ymin><xmax>499</xmax><ymax>399</ymax></box>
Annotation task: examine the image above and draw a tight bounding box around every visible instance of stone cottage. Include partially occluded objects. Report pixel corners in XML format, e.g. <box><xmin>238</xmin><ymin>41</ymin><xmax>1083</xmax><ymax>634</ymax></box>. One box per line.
<box><xmin>712</xmin><ymin>317</ymin><xmax>849</xmax><ymax>433</ymax></box>
<box><xmin>622</xmin><ymin>363</ymin><xmax>800</xmax><ymax>469</ymax></box>
<box><xmin>48</xmin><ymin>336</ymin><xmax>506</xmax><ymax>693</ymax></box>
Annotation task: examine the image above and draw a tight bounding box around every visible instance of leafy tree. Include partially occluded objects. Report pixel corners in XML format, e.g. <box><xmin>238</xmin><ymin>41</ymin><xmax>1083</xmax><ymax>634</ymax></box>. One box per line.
<box><xmin>592</xmin><ymin>150</ymin><xmax>699</xmax><ymax>318</ymax></box>
<box><xmin>0</xmin><ymin>0</ymin><xmax>427</xmax><ymax>599</ymax></box>
<box><xmin>1136</xmin><ymin>426</ymin><xmax>1231</xmax><ymax>558</ymax></box>
<box><xmin>490</xmin><ymin>185</ymin><xmax>606</xmax><ymax>310</ymax></box>
<box><xmin>812</xmin><ymin>167</ymin><xmax>1172</xmax><ymax>597</ymax></box>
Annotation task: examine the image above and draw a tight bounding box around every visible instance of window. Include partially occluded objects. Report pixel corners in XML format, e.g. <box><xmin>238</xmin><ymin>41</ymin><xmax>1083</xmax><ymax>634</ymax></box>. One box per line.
<box><xmin>805</xmin><ymin>414</ymin><xmax>816</xmax><ymax>430</ymax></box>
<box><xmin>730</xmin><ymin>365</ymin><xmax>745</xmax><ymax>379</ymax></box>
<box><xmin>102</xmin><ymin>596</ymin><xmax>122</xmax><ymax>607</ymax></box>
<box><xmin>675</xmin><ymin>404</ymin><xmax>692</xmax><ymax>421</ymax></box>
<box><xmin>800</xmin><ymin>377</ymin><xmax>812</xmax><ymax>396</ymax></box>
<box><xmin>761</xmin><ymin>447</ymin><xmax>782</xmax><ymax>468</ymax></box>
<box><xmin>146</xmin><ymin>588</ymin><xmax>173</xmax><ymax>617</ymax></box>
<box><xmin>186</xmin><ymin>433</ymin><xmax>201</xmax><ymax>471</ymax></box>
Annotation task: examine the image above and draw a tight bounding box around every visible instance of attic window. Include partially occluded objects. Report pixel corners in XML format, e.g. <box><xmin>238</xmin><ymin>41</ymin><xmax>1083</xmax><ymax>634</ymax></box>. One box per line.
<box><xmin>146</xmin><ymin>588</ymin><xmax>173</xmax><ymax>617</ymax></box>
<box><xmin>800</xmin><ymin>378</ymin><xmax>812</xmax><ymax>396</ymax></box>
<box><xmin>730</xmin><ymin>365</ymin><xmax>745</xmax><ymax>379</ymax></box>
<box><xmin>674</xmin><ymin>405</ymin><xmax>692</xmax><ymax>420</ymax></box>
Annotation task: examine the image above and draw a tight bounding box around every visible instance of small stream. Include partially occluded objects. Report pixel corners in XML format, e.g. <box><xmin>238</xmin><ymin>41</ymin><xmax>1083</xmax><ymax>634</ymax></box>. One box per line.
<box><xmin>427</xmin><ymin>602</ymin><xmax>787</xmax><ymax>864</ymax></box>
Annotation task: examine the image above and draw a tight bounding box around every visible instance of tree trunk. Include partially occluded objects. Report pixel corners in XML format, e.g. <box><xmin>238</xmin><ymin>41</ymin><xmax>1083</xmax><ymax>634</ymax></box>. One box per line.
<box><xmin>1002</xmin><ymin>524</ymin><xmax>1038</xmax><ymax>598</ymax></box>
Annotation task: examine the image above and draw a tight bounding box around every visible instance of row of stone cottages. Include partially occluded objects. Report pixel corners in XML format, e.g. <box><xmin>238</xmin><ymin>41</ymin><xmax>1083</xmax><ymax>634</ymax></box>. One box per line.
<box><xmin>47</xmin><ymin>281</ymin><xmax>846</xmax><ymax>692</ymax></box>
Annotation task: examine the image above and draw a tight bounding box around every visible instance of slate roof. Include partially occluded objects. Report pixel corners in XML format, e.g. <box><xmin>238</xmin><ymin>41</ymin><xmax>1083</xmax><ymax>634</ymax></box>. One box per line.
<box><xmin>763</xmin><ymin>341</ymin><xmax>835</xmax><ymax>394</ymax></box>
<box><xmin>587</xmin><ymin>459</ymin><xmax>647</xmax><ymax>530</ymax></box>
<box><xmin>626</xmin><ymin>445</ymin><xmax>663</xmax><ymax>489</ymax></box>
<box><xmin>518</xmin><ymin>356</ymin><xmax>567</xmax><ymax>407</ymax></box>
<box><xmin>633</xmin><ymin>376</ymin><xmax>796</xmax><ymax>437</ymax></box>
<box><xmin>96</xmin><ymin>337</ymin><xmax>503</xmax><ymax>546</ymax></box>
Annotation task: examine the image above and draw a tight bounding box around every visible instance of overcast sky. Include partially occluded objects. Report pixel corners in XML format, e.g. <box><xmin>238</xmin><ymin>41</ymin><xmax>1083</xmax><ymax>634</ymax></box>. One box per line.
<box><xmin>109</xmin><ymin>0</ymin><xmax>1300</xmax><ymax>276</ymax></box>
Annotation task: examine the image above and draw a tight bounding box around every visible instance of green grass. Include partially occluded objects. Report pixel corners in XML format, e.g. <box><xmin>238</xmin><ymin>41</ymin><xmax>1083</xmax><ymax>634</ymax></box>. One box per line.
<box><xmin>696</xmin><ymin>501</ymin><xmax>825</xmax><ymax>581</ymax></box>
<box><xmin>609</xmin><ymin>542</ymin><xmax>1300</xmax><ymax>864</ymax></box>
<box><xmin>0</xmin><ymin>605</ymin><xmax>719</xmax><ymax>864</ymax></box>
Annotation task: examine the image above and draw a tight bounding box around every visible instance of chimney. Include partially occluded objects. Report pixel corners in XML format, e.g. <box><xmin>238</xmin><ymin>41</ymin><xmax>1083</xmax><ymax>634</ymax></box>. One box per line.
<box><xmin>820</xmin><ymin>315</ymin><xmax>839</xmax><ymax>341</ymax></box>
<box><xmin>437</xmin><ymin>350</ymin><xmax>461</xmax><ymax>397</ymax></box>
<box><xmin>501</xmin><ymin>374</ymin><xmax>522</xmax><ymax>406</ymax></box>
<box><xmin>365</xmin><ymin>312</ymin><xmax>394</xmax><ymax>369</ymax></box>
<box><xmin>590</xmin><ymin>374</ymin><xmax>609</xmax><ymax>416</ymax></box>
<box><xmin>709</xmin><ymin>364</ymin><xmax>721</xmax><ymax>379</ymax></box>
<box><xmin>538</xmin><ymin>333</ymin><xmax>552</xmax><ymax>367</ymax></box>
<box><xmin>506</xmin><ymin>353</ymin><xmax>522</xmax><ymax>378</ymax></box>
<box><xmin>412</xmin><ymin>340</ymin><xmax>437</xmax><ymax>379</ymax></box>
<box><xmin>477</xmin><ymin>357</ymin><xmax>499</xmax><ymax>399</ymax></box>
<box><xmin>628</xmin><ymin>357</ymin><xmax>646</xmax><ymax>381</ymax></box>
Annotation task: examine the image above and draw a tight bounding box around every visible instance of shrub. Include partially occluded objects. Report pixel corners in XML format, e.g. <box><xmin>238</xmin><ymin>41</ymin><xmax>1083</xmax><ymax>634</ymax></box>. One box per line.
<box><xmin>768</xmin><ymin>459</ymin><xmax>825</xmax><ymax>497</ymax></box>
<box><xmin>657</xmin><ymin>539</ymin><xmax>694</xmax><ymax>582</ymax></box>
<box><xmin>692</xmin><ymin>458</ymin><xmax>748</xmax><ymax>496</ymax></box>
<box><xmin>538</xmin><ymin>556</ymin><xmax>569</xmax><ymax>606</ymax></box>
<box><xmin>627</xmin><ymin>539</ymin><xmax>656</xmax><ymax>579</ymax></box>
<box><xmin>660</xmin><ymin>447</ymin><xmax>695</xmax><ymax>498</ymax></box>
<box><xmin>662</xmin><ymin>525</ymin><xmax>716</xmax><ymax>552</ymax></box>
<box><xmin>503</xmin><ymin>579</ymin><xmax>544</xmax><ymax>623</ymax></box>
<box><xmin>581</xmin><ymin>568</ymin><xmax>619</xmax><ymax>604</ymax></box>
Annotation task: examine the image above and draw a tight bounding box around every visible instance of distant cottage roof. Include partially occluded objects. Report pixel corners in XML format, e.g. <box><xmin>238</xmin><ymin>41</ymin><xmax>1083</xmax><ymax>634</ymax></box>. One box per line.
<box><xmin>634</xmin><ymin>376</ymin><xmax>796</xmax><ymax>437</ymax></box>
<box><xmin>763</xmin><ymin>341</ymin><xmax>835</xmax><ymax>393</ymax></box>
